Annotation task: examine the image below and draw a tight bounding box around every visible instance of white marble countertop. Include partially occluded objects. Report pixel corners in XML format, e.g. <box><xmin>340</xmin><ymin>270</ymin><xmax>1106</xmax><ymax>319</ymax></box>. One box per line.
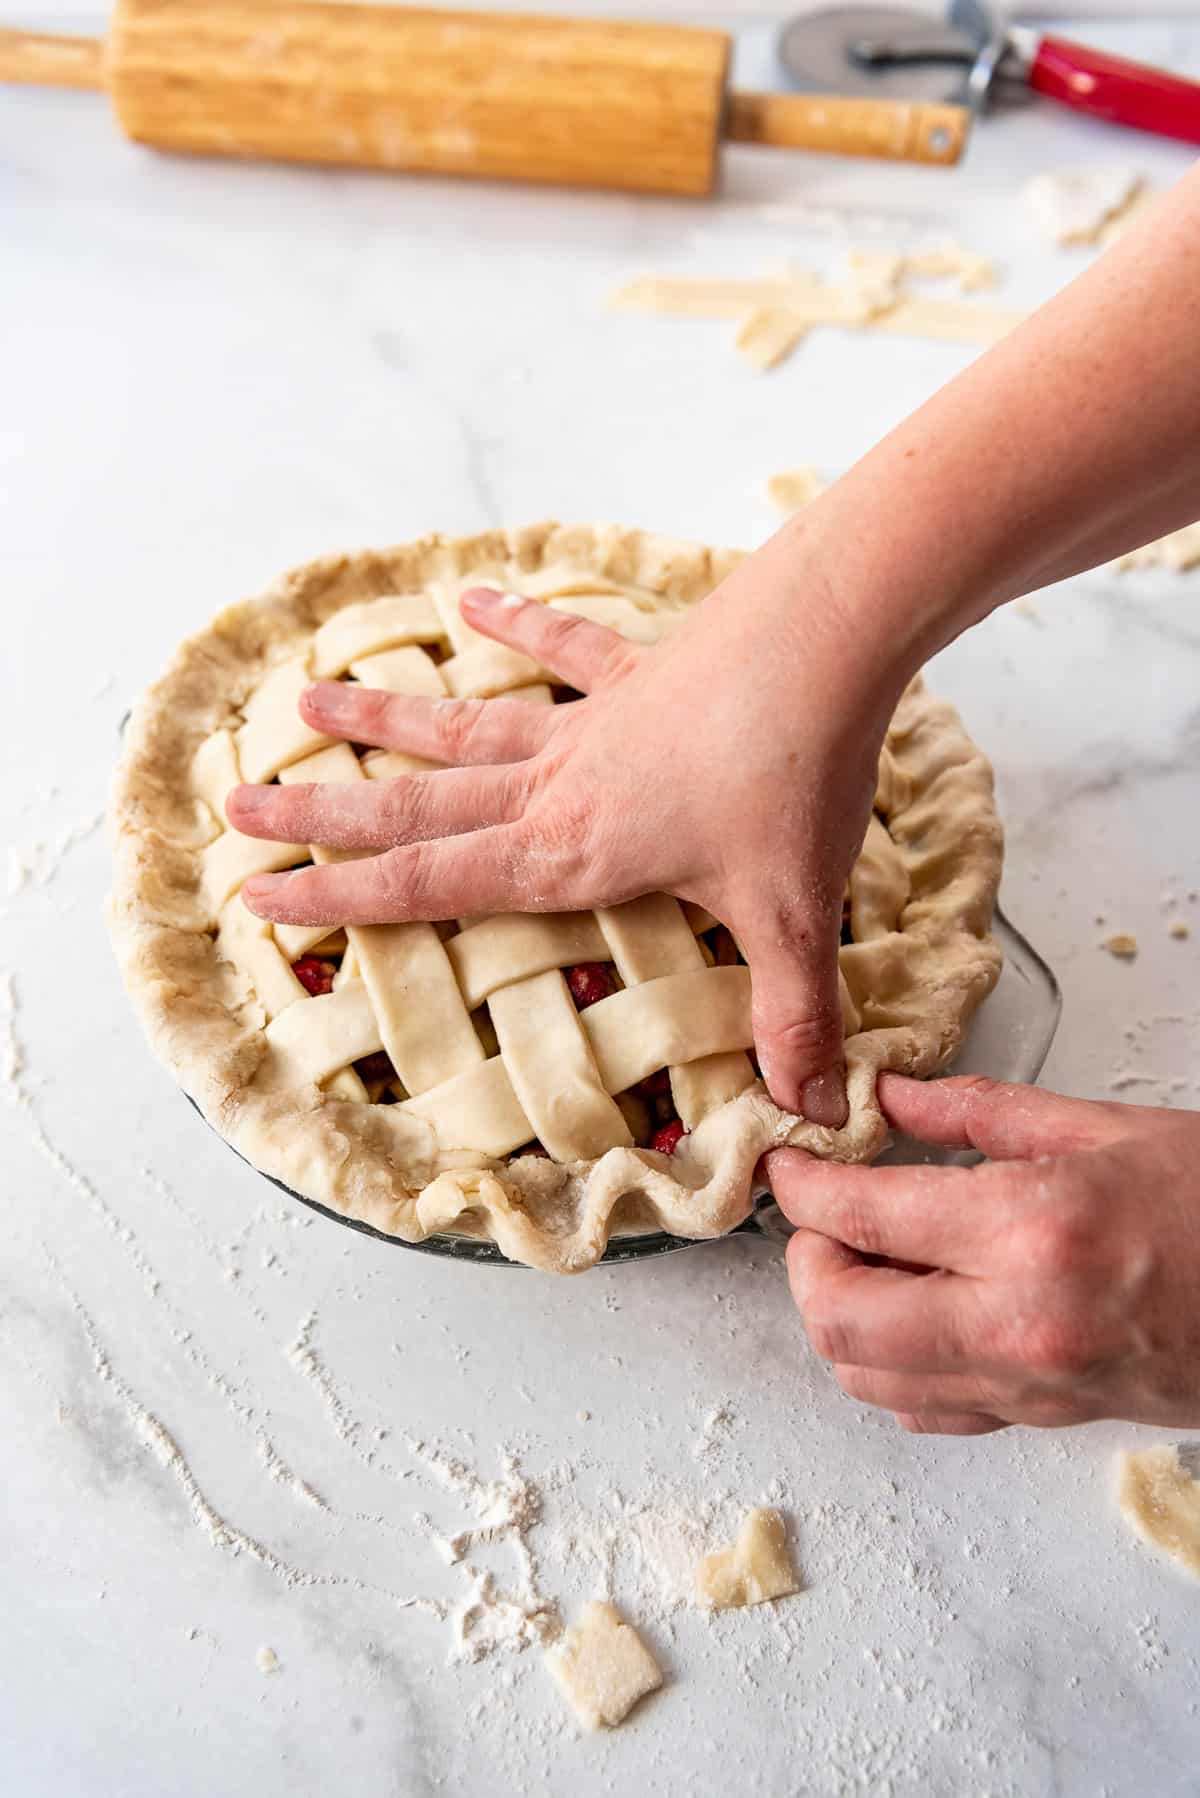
<box><xmin>3</xmin><ymin>9</ymin><xmax>1200</xmax><ymax>1796</ymax></box>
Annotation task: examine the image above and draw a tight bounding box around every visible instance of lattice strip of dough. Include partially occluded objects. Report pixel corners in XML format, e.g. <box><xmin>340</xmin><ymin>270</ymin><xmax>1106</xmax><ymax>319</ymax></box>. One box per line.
<box><xmin>269</xmin><ymin>653</ymin><xmax>487</xmax><ymax>1099</ymax></box>
<box><xmin>265</xmin><ymin>977</ymin><xmax>383</xmax><ymax>1085</ymax></box>
<box><xmin>448</xmin><ymin>914</ymin><xmax>610</xmax><ymax>1009</ymax></box>
<box><xmin>400</xmin><ymin>966</ymin><xmax>752</xmax><ymax>1158</ymax></box>
<box><xmin>271</xmin><ymin>741</ymin><xmax>367</xmax><ymax>960</ymax></box>
<box><xmin>271</xmin><ymin>641</ymin><xmax>453</xmax><ymax>958</ymax></box>
<box><xmin>217</xmin><ymin>895</ymin><xmax>305</xmax><ymax>1021</ymax></box>
<box><xmin>198</xmin><ymin>732</ymin><xmax>355</xmax><ymax>1094</ymax></box>
<box><xmin>430</xmin><ymin>578</ymin><xmax>550</xmax><ymax>699</ymax></box>
<box><xmin>487</xmin><ymin>969</ymin><xmax>632</xmax><ymax>1162</ymax></box>
<box><xmin>196</xmin><ymin>728</ymin><xmax>309</xmax><ymax>925</ymax></box>
<box><xmin>192</xmin><ymin>728</ymin><xmax>242</xmax><ymax>830</ymax></box>
<box><xmin>547</xmin><ymin>594</ymin><xmax>679</xmax><ymax>645</ymax></box>
<box><xmin>311</xmin><ymin>593</ymin><xmax>445</xmax><ymax>677</ymax></box>
<box><xmin>237</xmin><ymin>655</ymin><xmax>333</xmax><ymax>783</ymax></box>
<box><xmin>349</xmin><ymin>645</ymin><xmax>448</xmax><ymax>696</ymax></box>
<box><xmin>596</xmin><ymin>895</ymin><xmax>755</xmax><ymax>1128</ymax></box>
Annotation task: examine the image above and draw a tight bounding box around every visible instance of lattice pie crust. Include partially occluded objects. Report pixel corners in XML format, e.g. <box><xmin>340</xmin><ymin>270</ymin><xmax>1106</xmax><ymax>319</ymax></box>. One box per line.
<box><xmin>107</xmin><ymin>524</ymin><xmax>1003</xmax><ymax>1272</ymax></box>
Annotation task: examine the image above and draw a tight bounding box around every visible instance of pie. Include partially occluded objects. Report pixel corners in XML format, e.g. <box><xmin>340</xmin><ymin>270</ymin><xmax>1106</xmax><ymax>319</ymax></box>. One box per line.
<box><xmin>107</xmin><ymin>523</ymin><xmax>1003</xmax><ymax>1273</ymax></box>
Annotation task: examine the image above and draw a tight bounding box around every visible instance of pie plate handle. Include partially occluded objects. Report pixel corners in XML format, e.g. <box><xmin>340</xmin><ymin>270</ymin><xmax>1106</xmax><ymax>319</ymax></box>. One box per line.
<box><xmin>1027</xmin><ymin>34</ymin><xmax>1200</xmax><ymax>146</ymax></box>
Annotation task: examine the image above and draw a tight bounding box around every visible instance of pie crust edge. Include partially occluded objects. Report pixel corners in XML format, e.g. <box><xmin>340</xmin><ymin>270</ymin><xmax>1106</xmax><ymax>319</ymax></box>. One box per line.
<box><xmin>106</xmin><ymin>521</ymin><xmax>1004</xmax><ymax>1273</ymax></box>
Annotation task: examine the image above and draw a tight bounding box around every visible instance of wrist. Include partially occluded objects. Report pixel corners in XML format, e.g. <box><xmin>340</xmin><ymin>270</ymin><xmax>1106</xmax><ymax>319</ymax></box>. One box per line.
<box><xmin>785</xmin><ymin>464</ymin><xmax>998</xmax><ymax>677</ymax></box>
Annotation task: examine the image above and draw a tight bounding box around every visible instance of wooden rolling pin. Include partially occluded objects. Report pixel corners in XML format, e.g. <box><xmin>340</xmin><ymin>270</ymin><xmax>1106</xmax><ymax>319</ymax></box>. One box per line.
<box><xmin>0</xmin><ymin>1</ymin><xmax>969</xmax><ymax>197</ymax></box>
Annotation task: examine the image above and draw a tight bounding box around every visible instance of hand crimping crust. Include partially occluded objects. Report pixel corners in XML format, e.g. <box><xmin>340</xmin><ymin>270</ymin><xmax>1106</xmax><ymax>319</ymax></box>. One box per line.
<box><xmin>107</xmin><ymin>523</ymin><xmax>1003</xmax><ymax>1272</ymax></box>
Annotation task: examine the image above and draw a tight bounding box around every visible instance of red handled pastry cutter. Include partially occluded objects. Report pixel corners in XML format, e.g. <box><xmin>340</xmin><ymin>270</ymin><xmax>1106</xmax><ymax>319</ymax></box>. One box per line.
<box><xmin>779</xmin><ymin>1</ymin><xmax>1200</xmax><ymax>147</ymax></box>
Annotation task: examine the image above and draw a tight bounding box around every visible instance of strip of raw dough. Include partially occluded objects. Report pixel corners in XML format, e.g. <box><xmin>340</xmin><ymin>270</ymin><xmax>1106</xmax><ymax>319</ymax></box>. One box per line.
<box><xmin>868</xmin><ymin>294</ymin><xmax>1023</xmax><ymax>347</ymax></box>
<box><xmin>1118</xmin><ymin>1445</ymin><xmax>1200</xmax><ymax>1579</ymax></box>
<box><xmin>613</xmin><ymin>266</ymin><xmax>1021</xmax><ymax>372</ymax></box>
<box><xmin>695</xmin><ymin>1508</ymin><xmax>800</xmax><ymax>1609</ymax></box>
<box><xmin>545</xmin><ymin>1601</ymin><xmax>663</xmax><ymax>1729</ymax></box>
<box><xmin>735</xmin><ymin>307</ymin><xmax>814</xmax><ymax>371</ymax></box>
<box><xmin>608</xmin><ymin>273</ymin><xmax>827</xmax><ymax>318</ymax></box>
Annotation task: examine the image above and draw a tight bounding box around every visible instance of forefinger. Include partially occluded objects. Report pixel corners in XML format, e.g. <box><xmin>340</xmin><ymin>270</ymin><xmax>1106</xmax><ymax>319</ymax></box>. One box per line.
<box><xmin>241</xmin><ymin>822</ymin><xmax>531</xmax><ymax>926</ymax></box>
<box><xmin>767</xmin><ymin>1149</ymin><xmax>1020</xmax><ymax>1276</ymax></box>
<box><xmin>459</xmin><ymin>588</ymin><xmax>639</xmax><ymax>693</ymax></box>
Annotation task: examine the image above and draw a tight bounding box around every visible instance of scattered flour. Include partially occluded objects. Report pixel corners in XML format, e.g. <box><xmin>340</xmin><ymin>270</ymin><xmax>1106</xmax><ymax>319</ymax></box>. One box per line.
<box><xmin>10</xmin><ymin>955</ymin><xmax>1195</xmax><ymax>1781</ymax></box>
<box><xmin>1</xmin><ymin>977</ymin><xmax>324</xmax><ymax>1512</ymax></box>
<box><xmin>6</xmin><ymin>810</ymin><xmax>104</xmax><ymax>895</ymax></box>
<box><xmin>1133</xmin><ymin>1613</ymin><xmax>1168</xmax><ymax>1675</ymax></box>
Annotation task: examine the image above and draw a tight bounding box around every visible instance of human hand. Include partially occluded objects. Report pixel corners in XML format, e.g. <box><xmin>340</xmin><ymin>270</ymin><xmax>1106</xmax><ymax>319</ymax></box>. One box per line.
<box><xmin>231</xmin><ymin>526</ymin><xmax>909</xmax><ymax>1122</ymax></box>
<box><xmin>768</xmin><ymin>1074</ymin><xmax>1200</xmax><ymax>1435</ymax></box>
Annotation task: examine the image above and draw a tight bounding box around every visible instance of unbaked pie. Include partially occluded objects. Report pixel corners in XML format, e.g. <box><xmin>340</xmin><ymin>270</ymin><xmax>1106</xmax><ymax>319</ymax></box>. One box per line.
<box><xmin>107</xmin><ymin>524</ymin><xmax>1003</xmax><ymax>1272</ymax></box>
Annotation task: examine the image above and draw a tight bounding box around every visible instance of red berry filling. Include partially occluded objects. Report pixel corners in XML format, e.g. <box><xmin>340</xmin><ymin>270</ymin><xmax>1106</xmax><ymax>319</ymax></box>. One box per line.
<box><xmin>651</xmin><ymin>1119</ymin><xmax>687</xmax><ymax>1156</ymax></box>
<box><xmin>637</xmin><ymin>1068</ymin><xmax>672</xmax><ymax>1099</ymax></box>
<box><xmin>292</xmin><ymin>955</ymin><xmax>335</xmax><ymax>997</ymax></box>
<box><xmin>567</xmin><ymin>962</ymin><xmax>615</xmax><ymax>1009</ymax></box>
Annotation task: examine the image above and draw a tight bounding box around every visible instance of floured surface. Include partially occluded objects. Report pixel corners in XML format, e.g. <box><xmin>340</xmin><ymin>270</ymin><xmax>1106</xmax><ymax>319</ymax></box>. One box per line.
<box><xmin>6</xmin><ymin>16</ymin><xmax>1200</xmax><ymax>1792</ymax></box>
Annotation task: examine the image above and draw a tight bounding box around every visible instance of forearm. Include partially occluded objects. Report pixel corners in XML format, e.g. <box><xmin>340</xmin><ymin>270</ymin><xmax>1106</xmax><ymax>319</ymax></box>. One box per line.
<box><xmin>786</xmin><ymin>160</ymin><xmax>1200</xmax><ymax>670</ymax></box>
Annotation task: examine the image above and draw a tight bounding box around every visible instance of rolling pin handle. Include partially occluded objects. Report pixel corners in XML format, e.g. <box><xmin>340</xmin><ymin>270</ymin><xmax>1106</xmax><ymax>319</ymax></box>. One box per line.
<box><xmin>725</xmin><ymin>90</ymin><xmax>970</xmax><ymax>165</ymax></box>
<box><xmin>0</xmin><ymin>27</ymin><xmax>106</xmax><ymax>91</ymax></box>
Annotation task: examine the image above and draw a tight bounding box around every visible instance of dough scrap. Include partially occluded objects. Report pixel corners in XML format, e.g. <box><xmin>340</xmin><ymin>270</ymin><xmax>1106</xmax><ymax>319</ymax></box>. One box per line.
<box><xmin>767</xmin><ymin>466</ymin><xmax>827</xmax><ymax>515</ymax></box>
<box><xmin>695</xmin><ymin>1508</ymin><xmax>799</xmax><ymax>1609</ymax></box>
<box><xmin>545</xmin><ymin>1601</ymin><xmax>663</xmax><ymax>1730</ymax></box>
<box><xmin>1102</xmin><ymin>933</ymin><xmax>1139</xmax><ymax>961</ymax></box>
<box><xmin>846</xmin><ymin>241</ymin><xmax>996</xmax><ymax>306</ymax></box>
<box><xmin>1115</xmin><ymin>522</ymin><xmax>1200</xmax><ymax>573</ymax></box>
<box><xmin>736</xmin><ymin>306</ymin><xmax>813</xmax><ymax>371</ymax></box>
<box><xmin>1024</xmin><ymin>168</ymin><xmax>1143</xmax><ymax>246</ymax></box>
<box><xmin>1118</xmin><ymin>1446</ymin><xmax>1200</xmax><ymax>1580</ymax></box>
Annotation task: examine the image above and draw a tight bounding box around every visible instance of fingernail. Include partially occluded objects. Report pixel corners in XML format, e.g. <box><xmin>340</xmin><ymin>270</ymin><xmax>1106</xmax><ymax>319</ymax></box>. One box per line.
<box><xmin>304</xmin><ymin>680</ymin><xmax>354</xmax><ymax>719</ymax></box>
<box><xmin>228</xmin><ymin>784</ymin><xmax>267</xmax><ymax>818</ymax></box>
<box><xmin>801</xmin><ymin>1066</ymin><xmax>849</xmax><ymax>1130</ymax></box>
<box><xmin>243</xmin><ymin>873</ymin><xmax>292</xmax><ymax>898</ymax></box>
<box><xmin>461</xmin><ymin>586</ymin><xmax>506</xmax><ymax>610</ymax></box>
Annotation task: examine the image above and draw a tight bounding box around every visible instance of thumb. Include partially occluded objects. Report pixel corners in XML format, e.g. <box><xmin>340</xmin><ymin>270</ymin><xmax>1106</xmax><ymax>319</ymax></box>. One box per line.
<box><xmin>740</xmin><ymin>908</ymin><xmax>848</xmax><ymax>1127</ymax></box>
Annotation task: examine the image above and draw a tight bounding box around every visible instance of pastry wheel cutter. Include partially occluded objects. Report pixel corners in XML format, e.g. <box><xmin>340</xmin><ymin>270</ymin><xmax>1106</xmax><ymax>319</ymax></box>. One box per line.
<box><xmin>194</xmin><ymin>908</ymin><xmax>1062</xmax><ymax>1268</ymax></box>
<box><xmin>777</xmin><ymin>1</ymin><xmax>1200</xmax><ymax>146</ymax></box>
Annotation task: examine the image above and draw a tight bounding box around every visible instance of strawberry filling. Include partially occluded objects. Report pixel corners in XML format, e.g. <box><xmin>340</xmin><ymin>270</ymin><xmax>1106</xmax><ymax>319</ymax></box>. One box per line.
<box><xmin>637</xmin><ymin>1068</ymin><xmax>672</xmax><ymax>1099</ymax></box>
<box><xmin>292</xmin><ymin>955</ymin><xmax>335</xmax><ymax>997</ymax></box>
<box><xmin>567</xmin><ymin>962</ymin><xmax>615</xmax><ymax>1009</ymax></box>
<box><xmin>651</xmin><ymin>1119</ymin><xmax>687</xmax><ymax>1156</ymax></box>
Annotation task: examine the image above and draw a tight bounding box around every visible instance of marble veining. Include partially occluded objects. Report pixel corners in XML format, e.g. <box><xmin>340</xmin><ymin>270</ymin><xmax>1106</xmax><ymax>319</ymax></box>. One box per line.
<box><xmin>3</xmin><ymin>8</ymin><xmax>1200</xmax><ymax>1795</ymax></box>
